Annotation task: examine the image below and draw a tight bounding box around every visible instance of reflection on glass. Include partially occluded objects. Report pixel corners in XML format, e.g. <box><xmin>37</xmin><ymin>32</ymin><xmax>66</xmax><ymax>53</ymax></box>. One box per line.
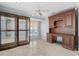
<box><xmin>19</xmin><ymin>19</ymin><xmax>26</xmax><ymax>30</ymax></box>
<box><xmin>1</xmin><ymin>16</ymin><xmax>6</xmax><ymax>30</ymax></box>
<box><xmin>26</xmin><ymin>31</ymin><xmax>30</xmax><ymax>42</ymax></box>
<box><xmin>6</xmin><ymin>18</ymin><xmax>15</xmax><ymax>30</ymax></box>
<box><xmin>26</xmin><ymin>19</ymin><xmax>30</xmax><ymax>30</ymax></box>
<box><xmin>1</xmin><ymin>31</ymin><xmax>15</xmax><ymax>44</ymax></box>
<box><xmin>1</xmin><ymin>16</ymin><xmax>15</xmax><ymax>30</ymax></box>
<box><xmin>19</xmin><ymin>31</ymin><xmax>26</xmax><ymax>41</ymax></box>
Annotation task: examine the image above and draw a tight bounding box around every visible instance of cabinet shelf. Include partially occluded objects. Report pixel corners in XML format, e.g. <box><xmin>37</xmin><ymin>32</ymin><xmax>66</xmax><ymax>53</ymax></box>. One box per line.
<box><xmin>54</xmin><ymin>20</ymin><xmax>64</xmax><ymax>28</ymax></box>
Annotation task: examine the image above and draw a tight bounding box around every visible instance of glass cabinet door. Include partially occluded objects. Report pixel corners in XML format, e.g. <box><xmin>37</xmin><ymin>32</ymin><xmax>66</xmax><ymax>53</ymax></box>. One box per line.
<box><xmin>1</xmin><ymin>16</ymin><xmax>6</xmax><ymax>30</ymax></box>
<box><xmin>1</xmin><ymin>31</ymin><xmax>15</xmax><ymax>44</ymax></box>
<box><xmin>19</xmin><ymin>19</ymin><xmax>30</xmax><ymax>43</ymax></box>
<box><xmin>19</xmin><ymin>19</ymin><xmax>26</xmax><ymax>42</ymax></box>
<box><xmin>26</xmin><ymin>30</ymin><xmax>30</xmax><ymax>42</ymax></box>
<box><xmin>19</xmin><ymin>19</ymin><xmax>26</xmax><ymax>30</ymax></box>
<box><xmin>1</xmin><ymin>16</ymin><xmax>15</xmax><ymax>30</ymax></box>
<box><xmin>19</xmin><ymin>31</ymin><xmax>30</xmax><ymax>42</ymax></box>
<box><xmin>19</xmin><ymin>31</ymin><xmax>26</xmax><ymax>41</ymax></box>
<box><xmin>1</xmin><ymin>16</ymin><xmax>16</xmax><ymax>44</ymax></box>
<box><xmin>26</xmin><ymin>19</ymin><xmax>30</xmax><ymax>42</ymax></box>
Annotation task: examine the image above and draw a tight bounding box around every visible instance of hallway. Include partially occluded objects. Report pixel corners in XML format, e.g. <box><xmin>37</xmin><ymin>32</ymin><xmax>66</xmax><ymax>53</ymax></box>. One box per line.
<box><xmin>0</xmin><ymin>39</ymin><xmax>78</xmax><ymax>56</ymax></box>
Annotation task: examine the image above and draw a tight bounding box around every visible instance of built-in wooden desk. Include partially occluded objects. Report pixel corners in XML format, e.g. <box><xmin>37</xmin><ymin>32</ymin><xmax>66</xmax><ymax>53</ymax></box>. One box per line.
<box><xmin>47</xmin><ymin>33</ymin><xmax>75</xmax><ymax>50</ymax></box>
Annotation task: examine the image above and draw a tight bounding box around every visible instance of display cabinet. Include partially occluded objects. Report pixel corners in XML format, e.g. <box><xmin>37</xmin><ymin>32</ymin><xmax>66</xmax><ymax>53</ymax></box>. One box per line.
<box><xmin>0</xmin><ymin>12</ymin><xmax>30</xmax><ymax>50</ymax></box>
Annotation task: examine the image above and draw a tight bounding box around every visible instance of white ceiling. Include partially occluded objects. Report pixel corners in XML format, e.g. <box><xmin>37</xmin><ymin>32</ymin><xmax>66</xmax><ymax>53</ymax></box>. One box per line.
<box><xmin>0</xmin><ymin>2</ymin><xmax>79</xmax><ymax>19</ymax></box>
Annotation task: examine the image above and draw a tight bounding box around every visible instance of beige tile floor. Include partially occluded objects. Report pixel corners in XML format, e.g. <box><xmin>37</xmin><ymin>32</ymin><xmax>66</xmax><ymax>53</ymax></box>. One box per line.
<box><xmin>0</xmin><ymin>39</ymin><xmax>79</xmax><ymax>56</ymax></box>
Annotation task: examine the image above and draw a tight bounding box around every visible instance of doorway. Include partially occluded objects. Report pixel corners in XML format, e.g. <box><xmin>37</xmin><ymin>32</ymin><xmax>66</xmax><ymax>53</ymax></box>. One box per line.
<box><xmin>30</xmin><ymin>20</ymin><xmax>41</xmax><ymax>40</ymax></box>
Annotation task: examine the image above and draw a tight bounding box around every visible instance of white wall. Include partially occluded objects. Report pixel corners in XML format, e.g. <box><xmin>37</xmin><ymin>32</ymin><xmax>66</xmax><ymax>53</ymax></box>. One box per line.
<box><xmin>41</xmin><ymin>18</ymin><xmax>49</xmax><ymax>40</ymax></box>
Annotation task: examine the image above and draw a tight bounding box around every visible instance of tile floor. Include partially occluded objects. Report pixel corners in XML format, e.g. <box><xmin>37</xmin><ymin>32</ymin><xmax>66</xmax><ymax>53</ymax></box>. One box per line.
<box><xmin>0</xmin><ymin>39</ymin><xmax>79</xmax><ymax>56</ymax></box>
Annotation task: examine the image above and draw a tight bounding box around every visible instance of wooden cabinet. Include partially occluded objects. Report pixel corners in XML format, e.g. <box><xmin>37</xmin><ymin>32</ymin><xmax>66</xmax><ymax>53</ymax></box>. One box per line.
<box><xmin>47</xmin><ymin>8</ymin><xmax>78</xmax><ymax>50</ymax></box>
<box><xmin>49</xmin><ymin>17</ymin><xmax>54</xmax><ymax>28</ymax></box>
<box><xmin>47</xmin><ymin>33</ymin><xmax>56</xmax><ymax>43</ymax></box>
<box><xmin>62</xmin><ymin>35</ymin><xmax>75</xmax><ymax>50</ymax></box>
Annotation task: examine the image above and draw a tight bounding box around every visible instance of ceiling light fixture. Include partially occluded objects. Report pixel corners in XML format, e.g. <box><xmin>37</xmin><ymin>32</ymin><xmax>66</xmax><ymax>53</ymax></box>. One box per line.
<box><xmin>34</xmin><ymin>6</ymin><xmax>49</xmax><ymax>16</ymax></box>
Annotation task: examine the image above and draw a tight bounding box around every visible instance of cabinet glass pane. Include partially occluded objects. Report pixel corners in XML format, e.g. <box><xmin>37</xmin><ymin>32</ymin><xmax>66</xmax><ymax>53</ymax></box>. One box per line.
<box><xmin>19</xmin><ymin>31</ymin><xmax>26</xmax><ymax>41</ymax></box>
<box><xmin>26</xmin><ymin>31</ymin><xmax>30</xmax><ymax>42</ymax></box>
<box><xmin>19</xmin><ymin>19</ymin><xmax>26</xmax><ymax>30</ymax></box>
<box><xmin>26</xmin><ymin>19</ymin><xmax>30</xmax><ymax>30</ymax></box>
<box><xmin>1</xmin><ymin>31</ymin><xmax>15</xmax><ymax>44</ymax></box>
<box><xmin>1</xmin><ymin>16</ymin><xmax>6</xmax><ymax>30</ymax></box>
<box><xmin>1</xmin><ymin>16</ymin><xmax>15</xmax><ymax>30</ymax></box>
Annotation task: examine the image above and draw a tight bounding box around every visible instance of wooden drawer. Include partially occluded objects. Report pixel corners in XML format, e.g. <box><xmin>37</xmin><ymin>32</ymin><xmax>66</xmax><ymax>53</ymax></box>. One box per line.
<box><xmin>62</xmin><ymin>35</ymin><xmax>75</xmax><ymax>50</ymax></box>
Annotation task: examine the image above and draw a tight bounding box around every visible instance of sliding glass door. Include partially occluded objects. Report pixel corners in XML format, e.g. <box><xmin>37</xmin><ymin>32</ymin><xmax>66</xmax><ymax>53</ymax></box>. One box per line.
<box><xmin>18</xmin><ymin>18</ymin><xmax>30</xmax><ymax>44</ymax></box>
<box><xmin>0</xmin><ymin>16</ymin><xmax>16</xmax><ymax>44</ymax></box>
